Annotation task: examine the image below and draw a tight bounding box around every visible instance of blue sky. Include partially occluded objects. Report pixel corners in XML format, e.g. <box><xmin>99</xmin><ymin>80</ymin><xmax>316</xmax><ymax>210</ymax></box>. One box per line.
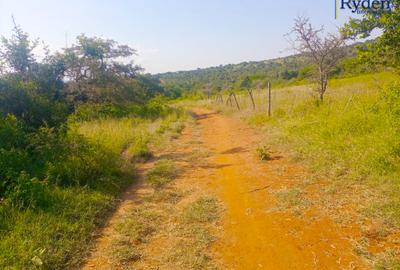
<box><xmin>0</xmin><ymin>1</ymin><xmax>356</xmax><ymax>74</ymax></box>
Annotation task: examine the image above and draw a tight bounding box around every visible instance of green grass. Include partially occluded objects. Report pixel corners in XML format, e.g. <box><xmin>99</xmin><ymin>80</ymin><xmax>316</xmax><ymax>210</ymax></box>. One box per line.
<box><xmin>107</xmin><ymin>207</ymin><xmax>161</xmax><ymax>266</ymax></box>
<box><xmin>125</xmin><ymin>131</ymin><xmax>153</xmax><ymax>161</ymax></box>
<box><xmin>274</xmin><ymin>188</ymin><xmax>310</xmax><ymax>216</ymax></box>
<box><xmin>0</xmin><ymin>186</ymin><xmax>121</xmax><ymax>269</ymax></box>
<box><xmin>146</xmin><ymin>159</ymin><xmax>178</xmax><ymax>189</ymax></box>
<box><xmin>0</xmin><ymin>127</ymin><xmax>132</xmax><ymax>269</ymax></box>
<box><xmin>180</xmin><ymin>197</ymin><xmax>220</xmax><ymax>224</ymax></box>
<box><xmin>169</xmin><ymin>196</ymin><xmax>220</xmax><ymax>270</ymax></box>
<box><xmin>77</xmin><ymin>118</ymin><xmax>148</xmax><ymax>155</ymax></box>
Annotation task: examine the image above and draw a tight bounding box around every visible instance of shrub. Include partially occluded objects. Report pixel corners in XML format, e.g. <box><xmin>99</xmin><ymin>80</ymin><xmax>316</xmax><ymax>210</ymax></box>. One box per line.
<box><xmin>71</xmin><ymin>101</ymin><xmax>174</xmax><ymax>122</ymax></box>
<box><xmin>256</xmin><ymin>145</ymin><xmax>272</xmax><ymax>161</ymax></box>
<box><xmin>0</xmin><ymin>115</ymin><xmax>27</xmax><ymax>149</ymax></box>
<box><xmin>0</xmin><ymin>148</ymin><xmax>31</xmax><ymax>197</ymax></box>
<box><xmin>45</xmin><ymin>132</ymin><xmax>121</xmax><ymax>189</ymax></box>
<box><xmin>0</xmin><ymin>79</ymin><xmax>68</xmax><ymax>128</ymax></box>
<box><xmin>5</xmin><ymin>172</ymin><xmax>47</xmax><ymax>209</ymax></box>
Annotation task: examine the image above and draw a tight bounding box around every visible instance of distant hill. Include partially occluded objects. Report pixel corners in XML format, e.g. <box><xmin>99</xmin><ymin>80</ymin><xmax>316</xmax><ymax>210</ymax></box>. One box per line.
<box><xmin>154</xmin><ymin>43</ymin><xmax>366</xmax><ymax>95</ymax></box>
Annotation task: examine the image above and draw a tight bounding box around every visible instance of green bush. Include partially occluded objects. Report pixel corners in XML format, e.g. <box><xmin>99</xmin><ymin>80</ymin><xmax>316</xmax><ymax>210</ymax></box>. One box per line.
<box><xmin>0</xmin><ymin>115</ymin><xmax>27</xmax><ymax>149</ymax></box>
<box><xmin>0</xmin><ymin>79</ymin><xmax>69</xmax><ymax>128</ymax></box>
<box><xmin>71</xmin><ymin>100</ymin><xmax>174</xmax><ymax>122</ymax></box>
<box><xmin>5</xmin><ymin>172</ymin><xmax>47</xmax><ymax>210</ymax></box>
<box><xmin>45</xmin><ymin>132</ymin><xmax>120</xmax><ymax>188</ymax></box>
<box><xmin>0</xmin><ymin>114</ymin><xmax>127</xmax><ymax>199</ymax></box>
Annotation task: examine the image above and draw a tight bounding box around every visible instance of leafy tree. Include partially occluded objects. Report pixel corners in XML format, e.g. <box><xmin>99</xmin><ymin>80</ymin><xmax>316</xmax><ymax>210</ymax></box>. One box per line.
<box><xmin>62</xmin><ymin>35</ymin><xmax>142</xmax><ymax>103</ymax></box>
<box><xmin>240</xmin><ymin>76</ymin><xmax>252</xmax><ymax>89</ymax></box>
<box><xmin>280</xmin><ymin>69</ymin><xmax>298</xmax><ymax>80</ymax></box>
<box><xmin>343</xmin><ymin>1</ymin><xmax>400</xmax><ymax>68</ymax></box>
<box><xmin>0</xmin><ymin>18</ymin><xmax>38</xmax><ymax>79</ymax></box>
<box><xmin>0</xmin><ymin>22</ymin><xmax>68</xmax><ymax>127</ymax></box>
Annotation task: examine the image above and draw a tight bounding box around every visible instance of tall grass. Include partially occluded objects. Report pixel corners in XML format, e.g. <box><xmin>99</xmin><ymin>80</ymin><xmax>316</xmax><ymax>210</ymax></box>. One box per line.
<box><xmin>77</xmin><ymin>118</ymin><xmax>149</xmax><ymax>155</ymax></box>
<box><xmin>0</xmin><ymin>130</ymin><xmax>131</xmax><ymax>269</ymax></box>
<box><xmin>77</xmin><ymin>108</ymin><xmax>187</xmax><ymax>159</ymax></box>
<box><xmin>0</xmin><ymin>186</ymin><xmax>119</xmax><ymax>269</ymax></box>
<box><xmin>218</xmin><ymin>72</ymin><xmax>397</xmax><ymax>116</ymax></box>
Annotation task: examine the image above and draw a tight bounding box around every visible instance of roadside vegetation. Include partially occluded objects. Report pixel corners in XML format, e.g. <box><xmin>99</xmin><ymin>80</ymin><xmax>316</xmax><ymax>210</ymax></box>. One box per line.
<box><xmin>0</xmin><ymin>21</ymin><xmax>186</xmax><ymax>269</ymax></box>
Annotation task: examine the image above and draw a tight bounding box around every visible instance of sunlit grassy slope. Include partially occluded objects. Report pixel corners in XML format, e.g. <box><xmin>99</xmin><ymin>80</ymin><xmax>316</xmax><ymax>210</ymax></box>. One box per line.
<box><xmin>77</xmin><ymin>110</ymin><xmax>186</xmax><ymax>159</ymax></box>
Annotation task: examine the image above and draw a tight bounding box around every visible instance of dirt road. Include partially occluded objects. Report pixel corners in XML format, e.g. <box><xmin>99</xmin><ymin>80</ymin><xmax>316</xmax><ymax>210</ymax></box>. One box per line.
<box><xmin>83</xmin><ymin>108</ymin><xmax>367</xmax><ymax>269</ymax></box>
<box><xmin>194</xmin><ymin>108</ymin><xmax>366</xmax><ymax>269</ymax></box>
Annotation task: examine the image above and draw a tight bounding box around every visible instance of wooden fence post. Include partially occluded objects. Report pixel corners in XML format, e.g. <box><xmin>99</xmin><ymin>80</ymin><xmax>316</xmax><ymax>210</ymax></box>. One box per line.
<box><xmin>232</xmin><ymin>92</ymin><xmax>241</xmax><ymax>111</ymax></box>
<box><xmin>268</xmin><ymin>81</ymin><xmax>272</xmax><ymax>117</ymax></box>
<box><xmin>248</xmin><ymin>89</ymin><xmax>256</xmax><ymax>110</ymax></box>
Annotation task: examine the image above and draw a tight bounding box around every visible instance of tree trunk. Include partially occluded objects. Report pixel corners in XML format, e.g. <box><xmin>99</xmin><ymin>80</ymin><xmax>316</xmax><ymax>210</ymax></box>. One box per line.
<box><xmin>268</xmin><ymin>81</ymin><xmax>272</xmax><ymax>117</ymax></box>
<box><xmin>318</xmin><ymin>68</ymin><xmax>326</xmax><ymax>103</ymax></box>
<box><xmin>319</xmin><ymin>73</ymin><xmax>328</xmax><ymax>102</ymax></box>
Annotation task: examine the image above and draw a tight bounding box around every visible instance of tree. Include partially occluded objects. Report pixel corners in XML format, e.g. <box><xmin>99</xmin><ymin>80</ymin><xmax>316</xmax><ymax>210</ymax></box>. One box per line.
<box><xmin>62</xmin><ymin>35</ymin><xmax>142</xmax><ymax>103</ymax></box>
<box><xmin>288</xmin><ymin>16</ymin><xmax>347</xmax><ymax>102</ymax></box>
<box><xmin>0</xmin><ymin>17</ymin><xmax>38</xmax><ymax>79</ymax></box>
<box><xmin>0</xmin><ymin>20</ymin><xmax>68</xmax><ymax>127</ymax></box>
<box><xmin>343</xmin><ymin>1</ymin><xmax>400</xmax><ymax>68</ymax></box>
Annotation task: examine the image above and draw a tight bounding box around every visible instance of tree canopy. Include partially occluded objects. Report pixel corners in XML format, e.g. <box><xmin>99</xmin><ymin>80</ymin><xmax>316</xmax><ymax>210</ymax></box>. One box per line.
<box><xmin>344</xmin><ymin>1</ymin><xmax>400</xmax><ymax>68</ymax></box>
<box><xmin>0</xmin><ymin>24</ymin><xmax>166</xmax><ymax>127</ymax></box>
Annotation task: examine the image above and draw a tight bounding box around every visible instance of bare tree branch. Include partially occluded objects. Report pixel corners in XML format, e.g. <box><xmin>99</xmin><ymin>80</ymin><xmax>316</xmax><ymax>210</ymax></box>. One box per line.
<box><xmin>288</xmin><ymin>16</ymin><xmax>348</xmax><ymax>102</ymax></box>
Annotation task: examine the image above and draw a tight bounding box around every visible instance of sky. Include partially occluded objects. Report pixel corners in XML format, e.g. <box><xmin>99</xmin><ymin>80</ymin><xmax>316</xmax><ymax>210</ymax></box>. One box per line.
<box><xmin>0</xmin><ymin>0</ymin><xmax>358</xmax><ymax>74</ymax></box>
